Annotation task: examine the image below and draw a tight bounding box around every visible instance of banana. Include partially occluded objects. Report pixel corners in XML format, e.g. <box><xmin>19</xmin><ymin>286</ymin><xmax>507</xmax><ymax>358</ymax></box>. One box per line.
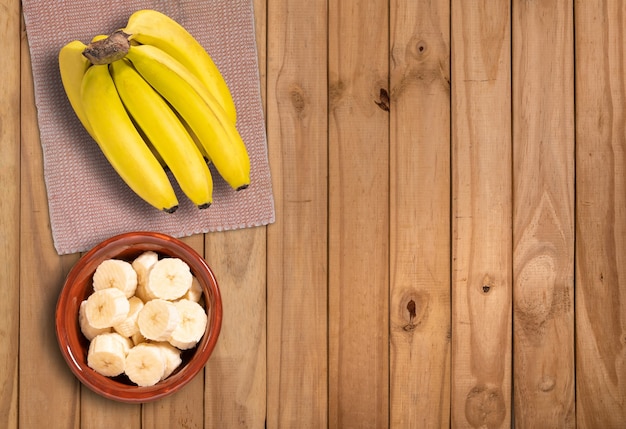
<box><xmin>146</xmin><ymin>257</ymin><xmax>193</xmax><ymax>301</ymax></box>
<box><xmin>153</xmin><ymin>342</ymin><xmax>183</xmax><ymax>380</ymax></box>
<box><xmin>125</xmin><ymin>343</ymin><xmax>166</xmax><ymax>386</ymax></box>
<box><xmin>168</xmin><ymin>299</ymin><xmax>208</xmax><ymax>350</ymax></box>
<box><xmin>132</xmin><ymin>251</ymin><xmax>159</xmax><ymax>302</ymax></box>
<box><xmin>79</xmin><ymin>300</ymin><xmax>111</xmax><ymax>340</ymax></box>
<box><xmin>59</xmin><ymin>40</ymin><xmax>95</xmax><ymax>138</ymax></box>
<box><xmin>124</xmin><ymin>44</ymin><xmax>251</xmax><ymax>191</ymax></box>
<box><xmin>110</xmin><ymin>59</ymin><xmax>214</xmax><ymax>209</ymax></box>
<box><xmin>80</xmin><ymin>64</ymin><xmax>179</xmax><ymax>212</ymax></box>
<box><xmin>113</xmin><ymin>296</ymin><xmax>144</xmax><ymax>337</ymax></box>
<box><xmin>131</xmin><ymin>332</ymin><xmax>147</xmax><ymax>346</ymax></box>
<box><xmin>87</xmin><ymin>332</ymin><xmax>132</xmax><ymax>377</ymax></box>
<box><xmin>137</xmin><ymin>298</ymin><xmax>181</xmax><ymax>341</ymax></box>
<box><xmin>84</xmin><ymin>287</ymin><xmax>130</xmax><ymax>329</ymax></box>
<box><xmin>123</xmin><ymin>9</ymin><xmax>237</xmax><ymax>124</ymax></box>
<box><xmin>92</xmin><ymin>258</ymin><xmax>138</xmax><ymax>298</ymax></box>
<box><xmin>181</xmin><ymin>276</ymin><xmax>203</xmax><ymax>303</ymax></box>
<box><xmin>113</xmin><ymin>331</ymin><xmax>134</xmax><ymax>355</ymax></box>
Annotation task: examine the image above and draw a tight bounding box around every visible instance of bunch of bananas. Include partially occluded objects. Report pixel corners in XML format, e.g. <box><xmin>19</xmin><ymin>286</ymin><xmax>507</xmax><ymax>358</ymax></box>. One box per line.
<box><xmin>58</xmin><ymin>9</ymin><xmax>251</xmax><ymax>213</ymax></box>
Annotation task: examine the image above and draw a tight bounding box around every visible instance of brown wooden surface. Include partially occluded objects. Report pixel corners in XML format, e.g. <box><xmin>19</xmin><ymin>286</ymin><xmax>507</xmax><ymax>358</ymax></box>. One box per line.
<box><xmin>512</xmin><ymin>1</ymin><xmax>575</xmax><ymax>427</ymax></box>
<box><xmin>3</xmin><ymin>0</ymin><xmax>626</xmax><ymax>428</ymax></box>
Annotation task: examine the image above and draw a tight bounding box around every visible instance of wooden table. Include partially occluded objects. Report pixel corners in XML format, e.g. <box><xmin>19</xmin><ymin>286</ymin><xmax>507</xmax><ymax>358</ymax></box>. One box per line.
<box><xmin>3</xmin><ymin>0</ymin><xmax>625</xmax><ymax>428</ymax></box>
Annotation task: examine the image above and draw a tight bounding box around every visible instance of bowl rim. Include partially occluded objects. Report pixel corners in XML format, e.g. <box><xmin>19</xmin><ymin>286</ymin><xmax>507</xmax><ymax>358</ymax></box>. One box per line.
<box><xmin>55</xmin><ymin>231</ymin><xmax>222</xmax><ymax>403</ymax></box>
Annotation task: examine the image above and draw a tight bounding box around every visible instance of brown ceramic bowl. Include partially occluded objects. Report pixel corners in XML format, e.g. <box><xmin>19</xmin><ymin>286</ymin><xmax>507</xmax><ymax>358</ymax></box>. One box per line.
<box><xmin>55</xmin><ymin>231</ymin><xmax>222</xmax><ymax>403</ymax></box>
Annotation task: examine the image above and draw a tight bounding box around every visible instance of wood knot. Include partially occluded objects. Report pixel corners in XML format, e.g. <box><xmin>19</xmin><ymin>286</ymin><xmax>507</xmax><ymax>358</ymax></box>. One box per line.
<box><xmin>400</xmin><ymin>291</ymin><xmax>429</xmax><ymax>332</ymax></box>
<box><xmin>403</xmin><ymin>299</ymin><xmax>417</xmax><ymax>331</ymax></box>
<box><xmin>374</xmin><ymin>88</ymin><xmax>390</xmax><ymax>111</ymax></box>
<box><xmin>288</xmin><ymin>84</ymin><xmax>306</xmax><ymax>114</ymax></box>
<box><xmin>538</xmin><ymin>375</ymin><xmax>556</xmax><ymax>392</ymax></box>
<box><xmin>415</xmin><ymin>40</ymin><xmax>427</xmax><ymax>56</ymax></box>
<box><xmin>406</xmin><ymin>35</ymin><xmax>429</xmax><ymax>61</ymax></box>
<box><xmin>481</xmin><ymin>274</ymin><xmax>495</xmax><ymax>294</ymax></box>
<box><xmin>465</xmin><ymin>384</ymin><xmax>506</xmax><ymax>428</ymax></box>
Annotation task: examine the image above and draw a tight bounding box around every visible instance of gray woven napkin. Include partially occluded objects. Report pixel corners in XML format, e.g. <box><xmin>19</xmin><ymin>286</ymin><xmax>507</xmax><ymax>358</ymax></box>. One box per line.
<box><xmin>22</xmin><ymin>0</ymin><xmax>275</xmax><ymax>255</ymax></box>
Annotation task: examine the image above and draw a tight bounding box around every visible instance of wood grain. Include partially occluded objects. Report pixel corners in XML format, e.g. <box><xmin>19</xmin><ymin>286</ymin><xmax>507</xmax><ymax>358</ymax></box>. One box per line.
<box><xmin>19</xmin><ymin>26</ymin><xmax>82</xmax><ymax>428</ymax></box>
<box><xmin>389</xmin><ymin>0</ymin><xmax>451</xmax><ymax>427</ymax></box>
<box><xmin>511</xmin><ymin>1</ymin><xmax>576</xmax><ymax>427</ymax></box>
<box><xmin>266</xmin><ymin>0</ymin><xmax>329</xmax><ymax>426</ymax></box>
<box><xmin>80</xmin><ymin>390</ymin><xmax>140</xmax><ymax>429</ymax></box>
<box><xmin>575</xmin><ymin>0</ymin><xmax>626</xmax><ymax>427</ymax></box>
<box><xmin>451</xmin><ymin>1</ymin><xmax>512</xmax><ymax>427</ymax></box>
<box><xmin>204</xmin><ymin>228</ymin><xmax>267</xmax><ymax>428</ymax></box>
<box><xmin>0</xmin><ymin>0</ymin><xmax>21</xmax><ymax>428</ymax></box>
<box><xmin>328</xmin><ymin>0</ymin><xmax>389</xmax><ymax>427</ymax></box>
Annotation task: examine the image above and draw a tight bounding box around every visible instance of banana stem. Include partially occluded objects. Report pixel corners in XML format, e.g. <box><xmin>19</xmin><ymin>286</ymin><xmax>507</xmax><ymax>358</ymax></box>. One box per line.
<box><xmin>83</xmin><ymin>30</ymin><xmax>131</xmax><ymax>65</ymax></box>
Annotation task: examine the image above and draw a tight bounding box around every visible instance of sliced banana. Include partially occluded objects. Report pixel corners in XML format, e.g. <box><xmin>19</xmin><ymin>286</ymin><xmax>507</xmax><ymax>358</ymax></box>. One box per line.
<box><xmin>93</xmin><ymin>258</ymin><xmax>138</xmax><ymax>298</ymax></box>
<box><xmin>113</xmin><ymin>332</ymin><xmax>134</xmax><ymax>355</ymax></box>
<box><xmin>85</xmin><ymin>287</ymin><xmax>130</xmax><ymax>329</ymax></box>
<box><xmin>132</xmin><ymin>251</ymin><xmax>159</xmax><ymax>302</ymax></box>
<box><xmin>125</xmin><ymin>343</ymin><xmax>166</xmax><ymax>387</ymax></box>
<box><xmin>131</xmin><ymin>331</ymin><xmax>147</xmax><ymax>346</ymax></box>
<box><xmin>113</xmin><ymin>296</ymin><xmax>144</xmax><ymax>337</ymax></box>
<box><xmin>146</xmin><ymin>257</ymin><xmax>192</xmax><ymax>300</ymax></box>
<box><xmin>153</xmin><ymin>342</ymin><xmax>183</xmax><ymax>380</ymax></box>
<box><xmin>80</xmin><ymin>255</ymin><xmax>212</xmax><ymax>384</ymax></box>
<box><xmin>181</xmin><ymin>276</ymin><xmax>203</xmax><ymax>302</ymax></box>
<box><xmin>79</xmin><ymin>300</ymin><xmax>111</xmax><ymax>340</ymax></box>
<box><xmin>87</xmin><ymin>332</ymin><xmax>129</xmax><ymax>377</ymax></box>
<box><xmin>137</xmin><ymin>298</ymin><xmax>181</xmax><ymax>341</ymax></box>
<box><xmin>168</xmin><ymin>299</ymin><xmax>207</xmax><ymax>350</ymax></box>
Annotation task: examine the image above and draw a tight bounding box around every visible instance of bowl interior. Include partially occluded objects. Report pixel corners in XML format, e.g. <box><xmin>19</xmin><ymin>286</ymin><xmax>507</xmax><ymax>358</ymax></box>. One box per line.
<box><xmin>55</xmin><ymin>232</ymin><xmax>222</xmax><ymax>403</ymax></box>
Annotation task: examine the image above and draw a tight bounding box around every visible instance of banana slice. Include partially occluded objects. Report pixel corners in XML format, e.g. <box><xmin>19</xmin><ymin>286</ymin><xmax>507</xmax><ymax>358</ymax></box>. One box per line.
<box><xmin>146</xmin><ymin>257</ymin><xmax>192</xmax><ymax>300</ymax></box>
<box><xmin>181</xmin><ymin>276</ymin><xmax>203</xmax><ymax>303</ymax></box>
<box><xmin>87</xmin><ymin>332</ymin><xmax>130</xmax><ymax>377</ymax></box>
<box><xmin>113</xmin><ymin>296</ymin><xmax>144</xmax><ymax>337</ymax></box>
<box><xmin>79</xmin><ymin>300</ymin><xmax>111</xmax><ymax>340</ymax></box>
<box><xmin>125</xmin><ymin>343</ymin><xmax>166</xmax><ymax>386</ymax></box>
<box><xmin>137</xmin><ymin>298</ymin><xmax>181</xmax><ymax>341</ymax></box>
<box><xmin>168</xmin><ymin>299</ymin><xmax>207</xmax><ymax>350</ymax></box>
<box><xmin>93</xmin><ymin>259</ymin><xmax>138</xmax><ymax>298</ymax></box>
<box><xmin>153</xmin><ymin>342</ymin><xmax>183</xmax><ymax>380</ymax></box>
<box><xmin>132</xmin><ymin>251</ymin><xmax>159</xmax><ymax>302</ymax></box>
<box><xmin>131</xmin><ymin>331</ymin><xmax>147</xmax><ymax>346</ymax></box>
<box><xmin>113</xmin><ymin>332</ymin><xmax>134</xmax><ymax>355</ymax></box>
<box><xmin>85</xmin><ymin>288</ymin><xmax>130</xmax><ymax>329</ymax></box>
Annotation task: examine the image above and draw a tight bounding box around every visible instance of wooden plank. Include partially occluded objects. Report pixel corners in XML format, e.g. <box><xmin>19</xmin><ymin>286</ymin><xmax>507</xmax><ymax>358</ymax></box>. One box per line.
<box><xmin>388</xmin><ymin>0</ymin><xmax>451</xmax><ymax>427</ymax></box>
<box><xmin>265</xmin><ymin>0</ymin><xmax>328</xmax><ymax>426</ymax></box>
<box><xmin>0</xmin><ymin>0</ymin><xmax>21</xmax><ymax>428</ymax></box>
<box><xmin>511</xmin><ymin>1</ymin><xmax>576</xmax><ymax>427</ymax></box>
<box><xmin>328</xmin><ymin>0</ymin><xmax>389</xmax><ymax>427</ymax></box>
<box><xmin>450</xmin><ymin>1</ymin><xmax>512</xmax><ymax>427</ymax></box>
<box><xmin>575</xmin><ymin>0</ymin><xmax>626</xmax><ymax>427</ymax></box>
<box><xmin>203</xmin><ymin>229</ymin><xmax>267</xmax><ymax>427</ymax></box>
<box><xmin>19</xmin><ymin>25</ymin><xmax>82</xmax><ymax>429</ymax></box>
<box><xmin>203</xmin><ymin>1</ymin><xmax>267</xmax><ymax>426</ymax></box>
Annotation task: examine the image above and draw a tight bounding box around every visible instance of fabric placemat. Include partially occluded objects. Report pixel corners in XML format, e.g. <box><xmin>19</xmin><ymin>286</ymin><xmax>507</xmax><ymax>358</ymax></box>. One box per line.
<box><xmin>21</xmin><ymin>0</ymin><xmax>275</xmax><ymax>255</ymax></box>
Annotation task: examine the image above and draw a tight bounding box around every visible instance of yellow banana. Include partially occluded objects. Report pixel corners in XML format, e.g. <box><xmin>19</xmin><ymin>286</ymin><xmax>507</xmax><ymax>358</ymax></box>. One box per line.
<box><xmin>123</xmin><ymin>9</ymin><xmax>237</xmax><ymax>124</ymax></box>
<box><xmin>58</xmin><ymin>40</ymin><xmax>94</xmax><ymax>138</ymax></box>
<box><xmin>125</xmin><ymin>44</ymin><xmax>251</xmax><ymax>191</ymax></box>
<box><xmin>80</xmin><ymin>64</ymin><xmax>179</xmax><ymax>212</ymax></box>
<box><xmin>110</xmin><ymin>59</ymin><xmax>213</xmax><ymax>208</ymax></box>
